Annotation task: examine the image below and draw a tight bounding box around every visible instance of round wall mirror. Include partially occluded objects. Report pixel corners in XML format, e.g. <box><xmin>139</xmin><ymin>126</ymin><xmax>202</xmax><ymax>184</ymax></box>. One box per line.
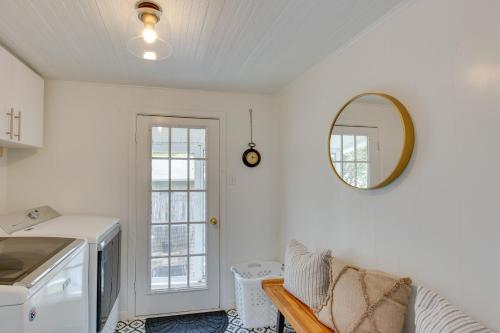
<box><xmin>328</xmin><ymin>93</ymin><xmax>414</xmax><ymax>189</ymax></box>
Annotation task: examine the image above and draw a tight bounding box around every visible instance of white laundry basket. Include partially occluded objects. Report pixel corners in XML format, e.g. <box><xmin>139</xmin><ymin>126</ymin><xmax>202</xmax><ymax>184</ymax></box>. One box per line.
<box><xmin>231</xmin><ymin>261</ymin><xmax>283</xmax><ymax>329</ymax></box>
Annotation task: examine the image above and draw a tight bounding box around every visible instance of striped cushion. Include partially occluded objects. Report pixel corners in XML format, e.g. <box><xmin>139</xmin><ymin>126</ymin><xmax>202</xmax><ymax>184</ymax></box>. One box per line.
<box><xmin>415</xmin><ymin>286</ymin><xmax>491</xmax><ymax>333</ymax></box>
<box><xmin>283</xmin><ymin>239</ymin><xmax>331</xmax><ymax>310</ymax></box>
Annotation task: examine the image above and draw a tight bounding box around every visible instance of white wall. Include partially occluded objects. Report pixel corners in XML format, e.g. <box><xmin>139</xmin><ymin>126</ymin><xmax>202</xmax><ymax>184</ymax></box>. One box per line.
<box><xmin>277</xmin><ymin>0</ymin><xmax>500</xmax><ymax>331</ymax></box>
<box><xmin>5</xmin><ymin>80</ymin><xmax>281</xmax><ymax>317</ymax></box>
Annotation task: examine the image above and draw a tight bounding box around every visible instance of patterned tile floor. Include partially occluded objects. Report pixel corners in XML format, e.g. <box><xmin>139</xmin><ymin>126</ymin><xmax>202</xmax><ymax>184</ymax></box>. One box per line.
<box><xmin>115</xmin><ymin>309</ymin><xmax>294</xmax><ymax>333</ymax></box>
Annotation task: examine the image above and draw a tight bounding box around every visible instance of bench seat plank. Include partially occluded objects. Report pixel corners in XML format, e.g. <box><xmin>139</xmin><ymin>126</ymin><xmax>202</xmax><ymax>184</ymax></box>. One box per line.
<box><xmin>262</xmin><ymin>278</ymin><xmax>334</xmax><ymax>333</ymax></box>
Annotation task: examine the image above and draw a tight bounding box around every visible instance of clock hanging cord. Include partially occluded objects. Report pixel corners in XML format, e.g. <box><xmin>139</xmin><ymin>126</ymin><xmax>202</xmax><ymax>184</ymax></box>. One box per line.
<box><xmin>249</xmin><ymin>108</ymin><xmax>256</xmax><ymax>148</ymax></box>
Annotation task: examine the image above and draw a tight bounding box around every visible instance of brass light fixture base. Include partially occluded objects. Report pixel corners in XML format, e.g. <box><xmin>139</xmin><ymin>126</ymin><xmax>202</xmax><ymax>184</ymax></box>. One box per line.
<box><xmin>136</xmin><ymin>1</ymin><xmax>162</xmax><ymax>24</ymax></box>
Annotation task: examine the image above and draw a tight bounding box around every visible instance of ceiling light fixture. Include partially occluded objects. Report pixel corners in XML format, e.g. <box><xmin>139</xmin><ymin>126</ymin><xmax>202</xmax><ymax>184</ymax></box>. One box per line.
<box><xmin>127</xmin><ymin>1</ymin><xmax>173</xmax><ymax>61</ymax></box>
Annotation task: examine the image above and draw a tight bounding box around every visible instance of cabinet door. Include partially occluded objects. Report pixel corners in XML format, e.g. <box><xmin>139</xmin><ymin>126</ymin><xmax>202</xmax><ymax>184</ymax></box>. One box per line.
<box><xmin>11</xmin><ymin>58</ymin><xmax>44</xmax><ymax>147</ymax></box>
<box><xmin>0</xmin><ymin>47</ymin><xmax>14</xmax><ymax>143</ymax></box>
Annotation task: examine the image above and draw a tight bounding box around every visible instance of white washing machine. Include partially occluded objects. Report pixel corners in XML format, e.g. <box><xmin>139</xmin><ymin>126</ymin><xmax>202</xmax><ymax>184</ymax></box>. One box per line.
<box><xmin>0</xmin><ymin>236</ymin><xmax>88</xmax><ymax>333</ymax></box>
<box><xmin>0</xmin><ymin>206</ymin><xmax>121</xmax><ymax>333</ymax></box>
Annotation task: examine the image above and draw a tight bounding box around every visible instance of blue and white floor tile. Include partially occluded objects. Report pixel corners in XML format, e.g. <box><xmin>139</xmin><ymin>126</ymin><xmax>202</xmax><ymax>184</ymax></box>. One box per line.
<box><xmin>115</xmin><ymin>309</ymin><xmax>294</xmax><ymax>333</ymax></box>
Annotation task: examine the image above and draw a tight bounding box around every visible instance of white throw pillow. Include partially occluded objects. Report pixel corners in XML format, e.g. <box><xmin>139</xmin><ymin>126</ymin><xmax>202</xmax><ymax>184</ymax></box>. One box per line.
<box><xmin>283</xmin><ymin>239</ymin><xmax>331</xmax><ymax>310</ymax></box>
<box><xmin>415</xmin><ymin>286</ymin><xmax>491</xmax><ymax>333</ymax></box>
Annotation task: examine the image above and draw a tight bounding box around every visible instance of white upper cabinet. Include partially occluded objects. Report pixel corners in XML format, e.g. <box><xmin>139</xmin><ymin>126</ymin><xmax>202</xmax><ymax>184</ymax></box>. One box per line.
<box><xmin>0</xmin><ymin>45</ymin><xmax>43</xmax><ymax>148</ymax></box>
<box><xmin>0</xmin><ymin>47</ymin><xmax>13</xmax><ymax>145</ymax></box>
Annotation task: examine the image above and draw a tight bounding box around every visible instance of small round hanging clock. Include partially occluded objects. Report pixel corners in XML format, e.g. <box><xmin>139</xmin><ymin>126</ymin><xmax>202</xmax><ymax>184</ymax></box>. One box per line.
<box><xmin>242</xmin><ymin>109</ymin><xmax>261</xmax><ymax>167</ymax></box>
<box><xmin>243</xmin><ymin>143</ymin><xmax>261</xmax><ymax>167</ymax></box>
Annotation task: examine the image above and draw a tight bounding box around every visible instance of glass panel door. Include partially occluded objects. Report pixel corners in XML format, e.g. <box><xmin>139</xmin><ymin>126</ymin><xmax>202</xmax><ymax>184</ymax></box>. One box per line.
<box><xmin>135</xmin><ymin>115</ymin><xmax>220</xmax><ymax>316</ymax></box>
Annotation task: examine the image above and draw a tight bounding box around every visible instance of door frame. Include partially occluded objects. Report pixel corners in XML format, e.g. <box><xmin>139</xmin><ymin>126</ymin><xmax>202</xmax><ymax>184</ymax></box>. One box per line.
<box><xmin>126</xmin><ymin>108</ymin><xmax>227</xmax><ymax>319</ymax></box>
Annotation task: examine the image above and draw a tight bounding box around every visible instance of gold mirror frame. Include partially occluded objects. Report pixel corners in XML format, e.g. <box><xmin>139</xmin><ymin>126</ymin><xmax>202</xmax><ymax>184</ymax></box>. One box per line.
<box><xmin>328</xmin><ymin>93</ymin><xmax>415</xmax><ymax>189</ymax></box>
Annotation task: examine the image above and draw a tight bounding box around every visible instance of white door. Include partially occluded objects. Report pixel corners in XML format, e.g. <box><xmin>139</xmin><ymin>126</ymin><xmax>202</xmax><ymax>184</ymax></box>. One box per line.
<box><xmin>135</xmin><ymin>115</ymin><xmax>220</xmax><ymax>316</ymax></box>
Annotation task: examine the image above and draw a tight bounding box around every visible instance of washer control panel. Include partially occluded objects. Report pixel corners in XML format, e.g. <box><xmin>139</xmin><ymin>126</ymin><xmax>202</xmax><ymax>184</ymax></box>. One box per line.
<box><xmin>0</xmin><ymin>206</ymin><xmax>61</xmax><ymax>234</ymax></box>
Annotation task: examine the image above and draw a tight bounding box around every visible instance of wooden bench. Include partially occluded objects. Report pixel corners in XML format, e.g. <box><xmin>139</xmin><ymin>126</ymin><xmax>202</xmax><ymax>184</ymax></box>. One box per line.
<box><xmin>262</xmin><ymin>278</ymin><xmax>334</xmax><ymax>333</ymax></box>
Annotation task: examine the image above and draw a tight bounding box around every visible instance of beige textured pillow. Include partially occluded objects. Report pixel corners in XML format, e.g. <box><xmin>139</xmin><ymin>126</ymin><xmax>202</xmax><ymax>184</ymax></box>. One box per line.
<box><xmin>316</xmin><ymin>257</ymin><xmax>412</xmax><ymax>333</ymax></box>
<box><xmin>283</xmin><ymin>239</ymin><xmax>332</xmax><ymax>310</ymax></box>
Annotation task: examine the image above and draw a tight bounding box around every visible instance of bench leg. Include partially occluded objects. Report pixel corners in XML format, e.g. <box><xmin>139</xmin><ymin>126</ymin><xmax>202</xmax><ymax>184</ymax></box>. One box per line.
<box><xmin>276</xmin><ymin>310</ymin><xmax>285</xmax><ymax>333</ymax></box>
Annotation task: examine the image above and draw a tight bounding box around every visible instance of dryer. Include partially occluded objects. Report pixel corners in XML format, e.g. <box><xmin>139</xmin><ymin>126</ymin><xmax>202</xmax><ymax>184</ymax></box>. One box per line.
<box><xmin>0</xmin><ymin>206</ymin><xmax>121</xmax><ymax>333</ymax></box>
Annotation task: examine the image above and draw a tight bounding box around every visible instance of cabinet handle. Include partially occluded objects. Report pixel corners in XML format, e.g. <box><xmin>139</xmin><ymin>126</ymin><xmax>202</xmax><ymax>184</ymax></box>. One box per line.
<box><xmin>14</xmin><ymin>111</ymin><xmax>21</xmax><ymax>141</ymax></box>
<box><xmin>5</xmin><ymin>108</ymin><xmax>13</xmax><ymax>139</ymax></box>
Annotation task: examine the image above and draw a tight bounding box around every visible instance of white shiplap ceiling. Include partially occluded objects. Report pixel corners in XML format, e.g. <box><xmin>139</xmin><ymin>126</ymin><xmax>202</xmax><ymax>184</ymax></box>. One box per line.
<box><xmin>0</xmin><ymin>0</ymin><xmax>405</xmax><ymax>93</ymax></box>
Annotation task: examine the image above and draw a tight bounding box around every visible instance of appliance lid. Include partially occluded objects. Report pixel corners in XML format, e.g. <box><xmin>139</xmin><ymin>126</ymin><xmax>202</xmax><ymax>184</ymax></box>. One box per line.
<box><xmin>0</xmin><ymin>206</ymin><xmax>61</xmax><ymax>234</ymax></box>
<box><xmin>0</xmin><ymin>237</ymin><xmax>77</xmax><ymax>286</ymax></box>
<box><xmin>13</xmin><ymin>215</ymin><xmax>120</xmax><ymax>244</ymax></box>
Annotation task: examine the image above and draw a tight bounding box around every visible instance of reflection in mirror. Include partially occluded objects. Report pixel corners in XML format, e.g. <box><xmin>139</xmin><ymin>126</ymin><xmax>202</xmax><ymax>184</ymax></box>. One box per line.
<box><xmin>329</xmin><ymin>94</ymin><xmax>413</xmax><ymax>189</ymax></box>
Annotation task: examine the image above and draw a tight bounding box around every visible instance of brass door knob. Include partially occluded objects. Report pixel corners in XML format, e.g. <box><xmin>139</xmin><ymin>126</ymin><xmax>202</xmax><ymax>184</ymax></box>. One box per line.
<box><xmin>210</xmin><ymin>217</ymin><xmax>218</xmax><ymax>226</ymax></box>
